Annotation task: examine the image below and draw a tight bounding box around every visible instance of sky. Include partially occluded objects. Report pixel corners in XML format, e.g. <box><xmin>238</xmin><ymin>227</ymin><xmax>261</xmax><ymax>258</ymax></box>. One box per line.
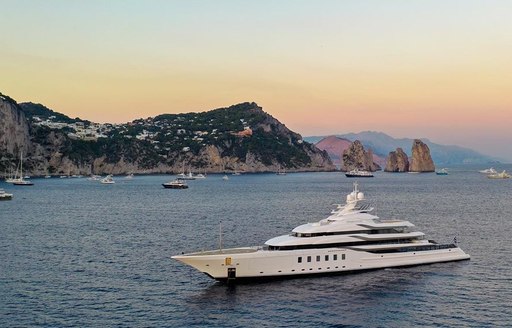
<box><xmin>1</xmin><ymin>0</ymin><xmax>511</xmax><ymax>161</ymax></box>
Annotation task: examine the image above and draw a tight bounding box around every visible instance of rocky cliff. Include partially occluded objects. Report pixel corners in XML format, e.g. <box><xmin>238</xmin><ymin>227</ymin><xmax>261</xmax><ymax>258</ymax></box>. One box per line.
<box><xmin>340</xmin><ymin>140</ymin><xmax>381</xmax><ymax>172</ymax></box>
<box><xmin>0</xmin><ymin>94</ymin><xmax>335</xmax><ymax>175</ymax></box>
<box><xmin>384</xmin><ymin>147</ymin><xmax>409</xmax><ymax>172</ymax></box>
<box><xmin>409</xmin><ymin>139</ymin><xmax>435</xmax><ymax>172</ymax></box>
<box><xmin>315</xmin><ymin>135</ymin><xmax>386</xmax><ymax>167</ymax></box>
<box><xmin>0</xmin><ymin>93</ymin><xmax>31</xmax><ymax>159</ymax></box>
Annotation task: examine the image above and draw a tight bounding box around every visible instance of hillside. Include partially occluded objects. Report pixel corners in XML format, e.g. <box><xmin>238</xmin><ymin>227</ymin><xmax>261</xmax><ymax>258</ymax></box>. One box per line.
<box><xmin>306</xmin><ymin>131</ymin><xmax>497</xmax><ymax>165</ymax></box>
<box><xmin>0</xmin><ymin>93</ymin><xmax>334</xmax><ymax>175</ymax></box>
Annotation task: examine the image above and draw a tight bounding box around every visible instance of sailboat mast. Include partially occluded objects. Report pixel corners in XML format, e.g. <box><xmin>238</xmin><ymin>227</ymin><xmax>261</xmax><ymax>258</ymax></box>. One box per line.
<box><xmin>19</xmin><ymin>152</ymin><xmax>23</xmax><ymax>179</ymax></box>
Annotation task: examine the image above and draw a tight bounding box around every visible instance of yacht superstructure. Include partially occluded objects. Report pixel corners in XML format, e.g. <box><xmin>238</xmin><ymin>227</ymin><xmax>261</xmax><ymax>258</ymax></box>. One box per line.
<box><xmin>173</xmin><ymin>183</ymin><xmax>470</xmax><ymax>283</ymax></box>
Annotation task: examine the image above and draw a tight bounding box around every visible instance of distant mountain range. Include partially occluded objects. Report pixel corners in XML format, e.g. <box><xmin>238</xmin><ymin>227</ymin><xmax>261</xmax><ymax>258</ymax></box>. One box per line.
<box><xmin>305</xmin><ymin>131</ymin><xmax>499</xmax><ymax>166</ymax></box>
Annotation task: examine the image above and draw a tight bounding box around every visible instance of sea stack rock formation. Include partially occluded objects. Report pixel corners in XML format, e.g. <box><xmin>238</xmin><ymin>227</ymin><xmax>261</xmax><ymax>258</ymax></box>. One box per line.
<box><xmin>385</xmin><ymin>148</ymin><xmax>409</xmax><ymax>172</ymax></box>
<box><xmin>341</xmin><ymin>140</ymin><xmax>381</xmax><ymax>172</ymax></box>
<box><xmin>409</xmin><ymin>139</ymin><xmax>435</xmax><ymax>172</ymax></box>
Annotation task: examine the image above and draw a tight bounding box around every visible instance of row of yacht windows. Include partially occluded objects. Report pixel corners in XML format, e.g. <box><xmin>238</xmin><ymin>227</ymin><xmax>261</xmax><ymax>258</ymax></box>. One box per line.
<box><xmin>292</xmin><ymin>228</ymin><xmax>406</xmax><ymax>238</ymax></box>
<box><xmin>297</xmin><ymin>254</ymin><xmax>346</xmax><ymax>263</ymax></box>
<box><xmin>367</xmin><ymin>243</ymin><xmax>457</xmax><ymax>254</ymax></box>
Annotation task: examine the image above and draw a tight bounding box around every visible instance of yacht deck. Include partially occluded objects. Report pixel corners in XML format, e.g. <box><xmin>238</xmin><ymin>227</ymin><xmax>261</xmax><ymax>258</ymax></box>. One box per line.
<box><xmin>183</xmin><ymin>247</ymin><xmax>259</xmax><ymax>256</ymax></box>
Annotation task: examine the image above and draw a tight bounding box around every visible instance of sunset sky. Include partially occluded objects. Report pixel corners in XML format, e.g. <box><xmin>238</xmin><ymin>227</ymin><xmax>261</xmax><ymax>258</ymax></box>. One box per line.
<box><xmin>1</xmin><ymin>1</ymin><xmax>511</xmax><ymax>160</ymax></box>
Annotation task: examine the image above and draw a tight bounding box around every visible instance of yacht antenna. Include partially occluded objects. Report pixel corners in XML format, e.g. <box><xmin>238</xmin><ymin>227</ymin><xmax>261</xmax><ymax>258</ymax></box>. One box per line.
<box><xmin>219</xmin><ymin>221</ymin><xmax>223</xmax><ymax>251</ymax></box>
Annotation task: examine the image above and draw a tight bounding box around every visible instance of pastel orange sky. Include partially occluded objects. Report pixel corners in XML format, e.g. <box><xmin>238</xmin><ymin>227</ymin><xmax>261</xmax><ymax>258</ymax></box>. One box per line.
<box><xmin>1</xmin><ymin>1</ymin><xmax>511</xmax><ymax>160</ymax></box>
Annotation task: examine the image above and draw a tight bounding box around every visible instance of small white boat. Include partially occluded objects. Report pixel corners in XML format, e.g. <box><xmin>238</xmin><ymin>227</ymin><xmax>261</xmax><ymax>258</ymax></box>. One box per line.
<box><xmin>479</xmin><ymin>168</ymin><xmax>497</xmax><ymax>174</ymax></box>
<box><xmin>487</xmin><ymin>170</ymin><xmax>511</xmax><ymax>179</ymax></box>
<box><xmin>436</xmin><ymin>168</ymin><xmax>449</xmax><ymax>176</ymax></box>
<box><xmin>178</xmin><ymin>172</ymin><xmax>196</xmax><ymax>180</ymax></box>
<box><xmin>195</xmin><ymin>173</ymin><xmax>206</xmax><ymax>179</ymax></box>
<box><xmin>222</xmin><ymin>175</ymin><xmax>229</xmax><ymax>181</ymax></box>
<box><xmin>276</xmin><ymin>165</ymin><xmax>286</xmax><ymax>175</ymax></box>
<box><xmin>100</xmin><ymin>175</ymin><xmax>115</xmax><ymax>184</ymax></box>
<box><xmin>44</xmin><ymin>175</ymin><xmax>51</xmax><ymax>179</ymax></box>
<box><xmin>87</xmin><ymin>175</ymin><xmax>101</xmax><ymax>181</ymax></box>
<box><xmin>345</xmin><ymin>169</ymin><xmax>373</xmax><ymax>178</ymax></box>
<box><xmin>124</xmin><ymin>173</ymin><xmax>134</xmax><ymax>179</ymax></box>
<box><xmin>0</xmin><ymin>189</ymin><xmax>13</xmax><ymax>201</ymax></box>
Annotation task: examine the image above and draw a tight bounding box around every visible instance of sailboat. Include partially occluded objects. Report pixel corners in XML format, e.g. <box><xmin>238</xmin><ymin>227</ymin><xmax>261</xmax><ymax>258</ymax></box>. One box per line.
<box><xmin>276</xmin><ymin>165</ymin><xmax>287</xmax><ymax>175</ymax></box>
<box><xmin>12</xmin><ymin>152</ymin><xmax>34</xmax><ymax>186</ymax></box>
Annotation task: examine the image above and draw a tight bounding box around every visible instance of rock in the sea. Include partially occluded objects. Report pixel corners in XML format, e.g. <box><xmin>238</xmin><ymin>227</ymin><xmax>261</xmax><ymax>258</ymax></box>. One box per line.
<box><xmin>385</xmin><ymin>148</ymin><xmax>409</xmax><ymax>172</ymax></box>
<box><xmin>409</xmin><ymin>139</ymin><xmax>435</xmax><ymax>172</ymax></box>
<box><xmin>341</xmin><ymin>140</ymin><xmax>381</xmax><ymax>172</ymax></box>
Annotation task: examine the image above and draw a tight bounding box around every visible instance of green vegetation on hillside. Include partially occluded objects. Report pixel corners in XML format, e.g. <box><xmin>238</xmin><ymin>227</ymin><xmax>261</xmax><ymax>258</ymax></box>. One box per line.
<box><xmin>9</xmin><ymin>100</ymin><xmax>327</xmax><ymax>172</ymax></box>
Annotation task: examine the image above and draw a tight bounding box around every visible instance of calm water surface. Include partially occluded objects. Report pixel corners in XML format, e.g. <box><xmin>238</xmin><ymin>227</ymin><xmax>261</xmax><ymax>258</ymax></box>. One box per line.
<box><xmin>1</xmin><ymin>167</ymin><xmax>511</xmax><ymax>327</ymax></box>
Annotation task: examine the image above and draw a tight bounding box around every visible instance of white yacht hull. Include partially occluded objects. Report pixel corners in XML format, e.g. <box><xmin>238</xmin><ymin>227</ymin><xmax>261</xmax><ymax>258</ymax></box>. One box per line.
<box><xmin>172</xmin><ymin>246</ymin><xmax>470</xmax><ymax>283</ymax></box>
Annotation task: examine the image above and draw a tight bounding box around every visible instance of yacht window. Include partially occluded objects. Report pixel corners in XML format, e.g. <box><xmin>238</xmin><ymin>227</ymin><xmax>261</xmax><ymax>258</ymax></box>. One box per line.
<box><xmin>298</xmin><ymin>257</ymin><xmax>302</xmax><ymax>263</ymax></box>
<box><xmin>333</xmin><ymin>254</ymin><xmax>338</xmax><ymax>260</ymax></box>
<box><xmin>342</xmin><ymin>254</ymin><xmax>346</xmax><ymax>260</ymax></box>
<box><xmin>325</xmin><ymin>255</ymin><xmax>329</xmax><ymax>261</ymax></box>
<box><xmin>316</xmin><ymin>255</ymin><xmax>320</xmax><ymax>262</ymax></box>
<box><xmin>307</xmin><ymin>256</ymin><xmax>311</xmax><ymax>262</ymax></box>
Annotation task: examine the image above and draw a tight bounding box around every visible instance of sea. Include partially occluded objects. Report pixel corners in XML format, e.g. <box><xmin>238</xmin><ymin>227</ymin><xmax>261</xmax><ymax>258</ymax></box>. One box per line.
<box><xmin>1</xmin><ymin>166</ymin><xmax>511</xmax><ymax>327</ymax></box>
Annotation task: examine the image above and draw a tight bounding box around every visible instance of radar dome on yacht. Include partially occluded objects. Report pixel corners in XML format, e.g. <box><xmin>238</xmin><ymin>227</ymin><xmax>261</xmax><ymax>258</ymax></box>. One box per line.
<box><xmin>357</xmin><ymin>192</ymin><xmax>364</xmax><ymax>200</ymax></box>
<box><xmin>346</xmin><ymin>194</ymin><xmax>354</xmax><ymax>202</ymax></box>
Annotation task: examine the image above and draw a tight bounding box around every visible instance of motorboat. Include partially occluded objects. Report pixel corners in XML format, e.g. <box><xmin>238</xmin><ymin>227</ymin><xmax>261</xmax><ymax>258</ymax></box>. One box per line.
<box><xmin>487</xmin><ymin>170</ymin><xmax>511</xmax><ymax>179</ymax></box>
<box><xmin>172</xmin><ymin>182</ymin><xmax>470</xmax><ymax>283</ymax></box>
<box><xmin>222</xmin><ymin>175</ymin><xmax>229</xmax><ymax>181</ymax></box>
<box><xmin>0</xmin><ymin>189</ymin><xmax>13</xmax><ymax>201</ymax></box>
<box><xmin>436</xmin><ymin>168</ymin><xmax>449</xmax><ymax>175</ymax></box>
<box><xmin>195</xmin><ymin>173</ymin><xmax>206</xmax><ymax>179</ymax></box>
<box><xmin>479</xmin><ymin>168</ymin><xmax>497</xmax><ymax>174</ymax></box>
<box><xmin>345</xmin><ymin>169</ymin><xmax>374</xmax><ymax>178</ymax></box>
<box><xmin>124</xmin><ymin>173</ymin><xmax>134</xmax><ymax>179</ymax></box>
<box><xmin>100</xmin><ymin>175</ymin><xmax>115</xmax><ymax>184</ymax></box>
<box><xmin>162</xmin><ymin>178</ymin><xmax>188</xmax><ymax>189</ymax></box>
<box><xmin>87</xmin><ymin>175</ymin><xmax>101</xmax><ymax>181</ymax></box>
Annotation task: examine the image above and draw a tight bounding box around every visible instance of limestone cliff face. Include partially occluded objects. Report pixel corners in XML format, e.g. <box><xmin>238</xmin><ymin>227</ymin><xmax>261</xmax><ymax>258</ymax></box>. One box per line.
<box><xmin>409</xmin><ymin>139</ymin><xmax>435</xmax><ymax>172</ymax></box>
<box><xmin>385</xmin><ymin>148</ymin><xmax>409</xmax><ymax>172</ymax></box>
<box><xmin>341</xmin><ymin>140</ymin><xmax>381</xmax><ymax>172</ymax></box>
<box><xmin>0</xmin><ymin>94</ymin><xmax>31</xmax><ymax>158</ymax></box>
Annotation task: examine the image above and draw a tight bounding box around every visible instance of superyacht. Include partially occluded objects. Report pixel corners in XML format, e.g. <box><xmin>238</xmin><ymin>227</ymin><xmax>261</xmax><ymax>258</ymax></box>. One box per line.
<box><xmin>173</xmin><ymin>183</ymin><xmax>470</xmax><ymax>283</ymax></box>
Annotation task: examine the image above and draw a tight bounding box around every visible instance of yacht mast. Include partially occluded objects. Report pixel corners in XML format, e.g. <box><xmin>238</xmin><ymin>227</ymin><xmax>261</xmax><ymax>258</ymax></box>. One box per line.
<box><xmin>219</xmin><ymin>222</ymin><xmax>223</xmax><ymax>251</ymax></box>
